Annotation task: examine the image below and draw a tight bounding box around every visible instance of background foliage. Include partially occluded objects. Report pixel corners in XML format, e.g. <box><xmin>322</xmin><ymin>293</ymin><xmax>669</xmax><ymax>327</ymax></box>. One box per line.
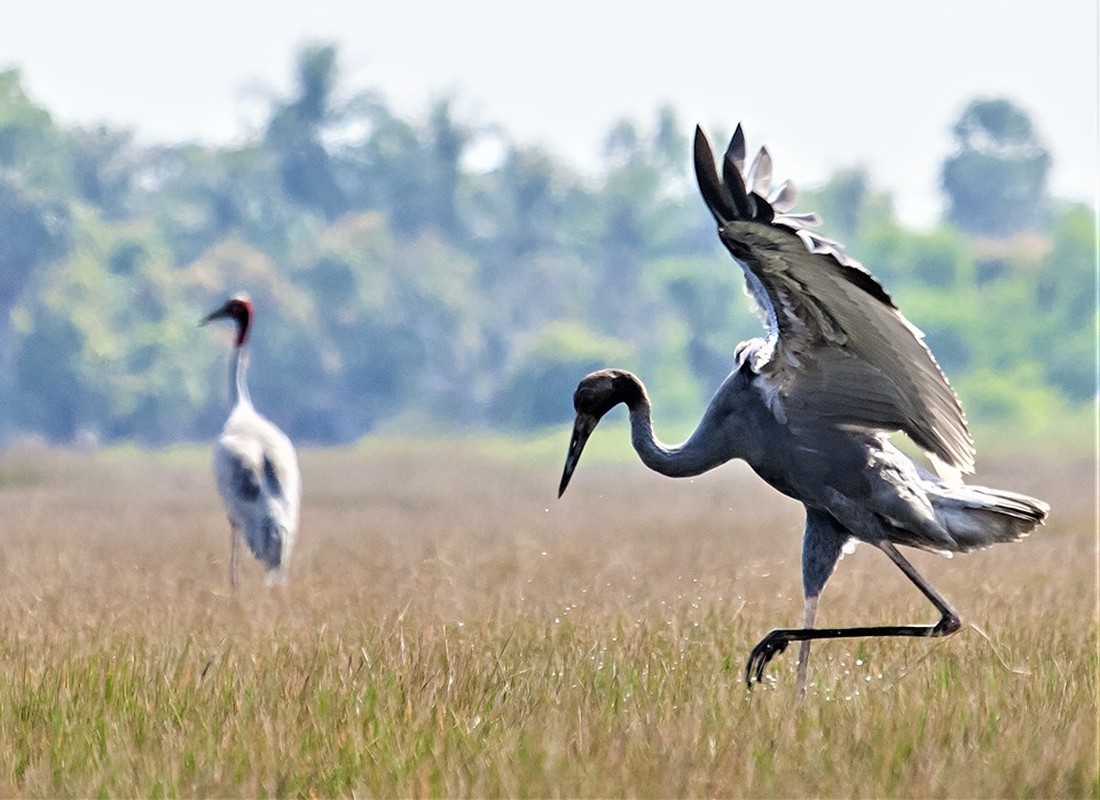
<box><xmin>0</xmin><ymin>46</ymin><xmax>1093</xmax><ymax>446</ymax></box>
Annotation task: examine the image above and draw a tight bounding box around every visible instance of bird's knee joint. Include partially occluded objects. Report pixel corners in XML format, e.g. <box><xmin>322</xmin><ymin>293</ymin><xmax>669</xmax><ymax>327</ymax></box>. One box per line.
<box><xmin>934</xmin><ymin>614</ymin><xmax>961</xmax><ymax>636</ymax></box>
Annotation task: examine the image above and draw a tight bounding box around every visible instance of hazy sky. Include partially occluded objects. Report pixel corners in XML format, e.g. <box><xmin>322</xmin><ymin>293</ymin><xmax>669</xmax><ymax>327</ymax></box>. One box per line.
<box><xmin>2</xmin><ymin>0</ymin><xmax>1096</xmax><ymax>225</ymax></box>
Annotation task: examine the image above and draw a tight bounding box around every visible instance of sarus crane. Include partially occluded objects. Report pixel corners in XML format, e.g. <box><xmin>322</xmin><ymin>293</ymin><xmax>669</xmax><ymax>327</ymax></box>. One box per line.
<box><xmin>558</xmin><ymin>124</ymin><xmax>1049</xmax><ymax>695</ymax></box>
<box><xmin>201</xmin><ymin>295</ymin><xmax>301</xmax><ymax>588</ymax></box>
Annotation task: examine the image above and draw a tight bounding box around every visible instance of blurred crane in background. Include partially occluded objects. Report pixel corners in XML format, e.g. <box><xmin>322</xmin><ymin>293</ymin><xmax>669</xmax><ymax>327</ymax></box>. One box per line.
<box><xmin>558</xmin><ymin>124</ymin><xmax>1048</xmax><ymax>697</ymax></box>
<box><xmin>201</xmin><ymin>295</ymin><xmax>301</xmax><ymax>588</ymax></box>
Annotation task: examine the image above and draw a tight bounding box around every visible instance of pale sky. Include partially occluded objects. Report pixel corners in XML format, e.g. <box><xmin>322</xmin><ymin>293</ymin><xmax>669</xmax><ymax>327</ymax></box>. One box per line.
<box><xmin>2</xmin><ymin>0</ymin><xmax>1097</xmax><ymax>226</ymax></box>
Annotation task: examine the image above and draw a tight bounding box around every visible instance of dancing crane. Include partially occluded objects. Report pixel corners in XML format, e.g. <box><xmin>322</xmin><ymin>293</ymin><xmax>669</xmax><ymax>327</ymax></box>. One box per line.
<box><xmin>558</xmin><ymin>124</ymin><xmax>1048</xmax><ymax>696</ymax></box>
<box><xmin>201</xmin><ymin>295</ymin><xmax>301</xmax><ymax>588</ymax></box>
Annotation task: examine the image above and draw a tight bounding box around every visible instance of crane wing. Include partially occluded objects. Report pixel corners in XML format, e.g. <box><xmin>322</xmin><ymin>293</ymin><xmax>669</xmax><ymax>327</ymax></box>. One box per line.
<box><xmin>693</xmin><ymin>125</ymin><xmax>974</xmax><ymax>474</ymax></box>
<box><xmin>214</xmin><ymin>410</ymin><xmax>301</xmax><ymax>553</ymax></box>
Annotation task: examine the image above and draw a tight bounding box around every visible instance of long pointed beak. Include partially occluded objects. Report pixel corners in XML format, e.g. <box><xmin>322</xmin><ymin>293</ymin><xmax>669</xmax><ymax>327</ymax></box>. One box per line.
<box><xmin>199</xmin><ymin>305</ymin><xmax>228</xmax><ymax>327</ymax></box>
<box><xmin>558</xmin><ymin>413</ymin><xmax>598</xmax><ymax>498</ymax></box>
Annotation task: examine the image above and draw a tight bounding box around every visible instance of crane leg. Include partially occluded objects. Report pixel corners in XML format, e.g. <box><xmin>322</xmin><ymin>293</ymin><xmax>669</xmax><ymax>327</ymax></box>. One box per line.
<box><xmin>229</xmin><ymin>524</ymin><xmax>240</xmax><ymax>589</ymax></box>
<box><xmin>791</xmin><ymin>509</ymin><xmax>848</xmax><ymax>699</ymax></box>
<box><xmin>746</xmin><ymin>540</ymin><xmax>961</xmax><ymax>689</ymax></box>
<box><xmin>794</xmin><ymin>595</ymin><xmax>819</xmax><ymax>701</ymax></box>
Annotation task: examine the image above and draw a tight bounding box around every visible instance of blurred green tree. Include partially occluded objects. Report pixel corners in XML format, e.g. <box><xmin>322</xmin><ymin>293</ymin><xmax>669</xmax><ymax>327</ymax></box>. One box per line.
<box><xmin>264</xmin><ymin>44</ymin><xmax>349</xmax><ymax>221</ymax></box>
<box><xmin>1030</xmin><ymin>203</ymin><xmax>1096</xmax><ymax>402</ymax></box>
<box><xmin>0</xmin><ymin>70</ymin><xmax>74</xmax><ymax>440</ymax></box>
<box><xmin>941</xmin><ymin>98</ymin><xmax>1051</xmax><ymax>236</ymax></box>
<box><xmin>503</xmin><ymin>321</ymin><xmax>631</xmax><ymax>428</ymax></box>
<box><xmin>12</xmin><ymin>212</ymin><xmax>208</xmax><ymax>443</ymax></box>
<box><xmin>68</xmin><ymin>126</ymin><xmax>137</xmax><ymax>220</ymax></box>
<box><xmin>0</xmin><ymin>47</ymin><xmax>1091</xmax><ymax>445</ymax></box>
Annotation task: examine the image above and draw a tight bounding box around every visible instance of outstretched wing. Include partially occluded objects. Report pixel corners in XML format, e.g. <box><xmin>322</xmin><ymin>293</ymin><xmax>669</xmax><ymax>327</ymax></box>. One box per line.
<box><xmin>693</xmin><ymin>124</ymin><xmax>974</xmax><ymax>474</ymax></box>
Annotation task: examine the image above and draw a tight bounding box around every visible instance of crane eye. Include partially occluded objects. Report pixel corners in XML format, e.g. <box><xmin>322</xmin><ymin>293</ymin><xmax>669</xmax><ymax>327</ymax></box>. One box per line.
<box><xmin>574</xmin><ymin>386</ymin><xmax>605</xmax><ymax>414</ymax></box>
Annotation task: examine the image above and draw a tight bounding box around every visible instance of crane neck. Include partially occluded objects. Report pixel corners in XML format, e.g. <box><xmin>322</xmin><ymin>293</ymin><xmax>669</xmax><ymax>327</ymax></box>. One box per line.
<box><xmin>229</xmin><ymin>343</ymin><xmax>253</xmax><ymax>410</ymax></box>
<box><xmin>624</xmin><ymin>379</ymin><xmax>736</xmax><ymax>478</ymax></box>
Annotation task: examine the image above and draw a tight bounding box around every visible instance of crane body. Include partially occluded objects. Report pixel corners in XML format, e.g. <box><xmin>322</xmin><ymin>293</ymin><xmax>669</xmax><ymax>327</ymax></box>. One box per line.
<box><xmin>558</xmin><ymin>125</ymin><xmax>1048</xmax><ymax>695</ymax></box>
<box><xmin>203</xmin><ymin>296</ymin><xmax>301</xmax><ymax>588</ymax></box>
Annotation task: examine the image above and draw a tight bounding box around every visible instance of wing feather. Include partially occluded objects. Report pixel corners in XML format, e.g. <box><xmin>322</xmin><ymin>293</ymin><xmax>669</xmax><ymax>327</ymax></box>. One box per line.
<box><xmin>693</xmin><ymin>125</ymin><xmax>975</xmax><ymax>473</ymax></box>
<box><xmin>725</xmin><ymin>123</ymin><xmax>746</xmax><ymax>174</ymax></box>
<box><xmin>723</xmin><ymin>152</ymin><xmax>754</xmax><ymax>219</ymax></box>
<box><xmin>768</xmin><ymin>179</ymin><xmax>798</xmax><ymax>212</ymax></box>
<box><xmin>747</xmin><ymin>147</ymin><xmax>772</xmax><ymax>197</ymax></box>
<box><xmin>693</xmin><ymin>127</ymin><xmax>736</xmax><ymax>223</ymax></box>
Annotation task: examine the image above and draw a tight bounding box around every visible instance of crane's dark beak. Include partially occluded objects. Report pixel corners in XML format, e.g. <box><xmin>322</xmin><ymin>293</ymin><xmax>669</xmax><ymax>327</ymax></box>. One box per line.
<box><xmin>558</xmin><ymin>412</ymin><xmax>599</xmax><ymax>498</ymax></box>
<box><xmin>199</xmin><ymin>302</ymin><xmax>231</xmax><ymax>326</ymax></box>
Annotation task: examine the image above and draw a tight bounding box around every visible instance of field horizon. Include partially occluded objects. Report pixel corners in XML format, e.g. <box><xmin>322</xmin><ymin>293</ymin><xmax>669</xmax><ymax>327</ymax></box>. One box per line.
<box><xmin>0</xmin><ymin>435</ymin><xmax>1095</xmax><ymax>796</ymax></box>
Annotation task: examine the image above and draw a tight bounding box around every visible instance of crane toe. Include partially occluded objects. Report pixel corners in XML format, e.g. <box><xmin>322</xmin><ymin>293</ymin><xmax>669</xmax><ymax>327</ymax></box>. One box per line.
<box><xmin>745</xmin><ymin>629</ymin><xmax>792</xmax><ymax>688</ymax></box>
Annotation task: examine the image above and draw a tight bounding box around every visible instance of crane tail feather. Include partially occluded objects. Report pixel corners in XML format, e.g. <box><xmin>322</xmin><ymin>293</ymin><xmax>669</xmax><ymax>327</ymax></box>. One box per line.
<box><xmin>929</xmin><ymin>484</ymin><xmax>1049</xmax><ymax>552</ymax></box>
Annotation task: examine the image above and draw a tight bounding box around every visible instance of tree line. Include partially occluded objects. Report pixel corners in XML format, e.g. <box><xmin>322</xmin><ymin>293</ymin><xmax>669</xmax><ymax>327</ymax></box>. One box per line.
<box><xmin>0</xmin><ymin>46</ymin><xmax>1092</xmax><ymax>446</ymax></box>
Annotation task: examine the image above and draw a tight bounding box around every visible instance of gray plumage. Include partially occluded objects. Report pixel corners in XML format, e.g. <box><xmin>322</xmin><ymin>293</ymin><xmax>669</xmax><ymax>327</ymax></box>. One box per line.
<box><xmin>202</xmin><ymin>295</ymin><xmax>301</xmax><ymax>588</ymax></box>
<box><xmin>558</xmin><ymin>124</ymin><xmax>1048</xmax><ymax>696</ymax></box>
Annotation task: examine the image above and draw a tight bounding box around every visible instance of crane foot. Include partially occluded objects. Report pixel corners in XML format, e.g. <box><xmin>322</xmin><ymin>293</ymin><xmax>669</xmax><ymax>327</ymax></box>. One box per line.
<box><xmin>745</xmin><ymin>629</ymin><xmax>792</xmax><ymax>688</ymax></box>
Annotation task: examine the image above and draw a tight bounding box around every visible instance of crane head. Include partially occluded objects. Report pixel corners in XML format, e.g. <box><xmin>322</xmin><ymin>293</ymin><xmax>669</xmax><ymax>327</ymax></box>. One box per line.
<box><xmin>558</xmin><ymin>369</ymin><xmax>644</xmax><ymax>497</ymax></box>
<box><xmin>200</xmin><ymin>294</ymin><xmax>253</xmax><ymax>347</ymax></box>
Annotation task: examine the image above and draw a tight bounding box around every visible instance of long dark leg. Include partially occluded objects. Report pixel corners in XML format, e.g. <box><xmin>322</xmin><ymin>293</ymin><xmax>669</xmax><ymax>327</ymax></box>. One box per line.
<box><xmin>794</xmin><ymin>596</ymin><xmax>819</xmax><ymax>701</ymax></box>
<box><xmin>229</xmin><ymin>524</ymin><xmax>240</xmax><ymax>589</ymax></box>
<box><xmin>746</xmin><ymin>539</ymin><xmax>961</xmax><ymax>688</ymax></box>
<box><xmin>792</xmin><ymin>509</ymin><xmax>850</xmax><ymax>699</ymax></box>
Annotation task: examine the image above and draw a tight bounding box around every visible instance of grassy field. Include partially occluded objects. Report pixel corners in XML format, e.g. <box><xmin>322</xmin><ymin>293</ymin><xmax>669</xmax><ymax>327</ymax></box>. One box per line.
<box><xmin>0</xmin><ymin>436</ymin><xmax>1095</xmax><ymax>797</ymax></box>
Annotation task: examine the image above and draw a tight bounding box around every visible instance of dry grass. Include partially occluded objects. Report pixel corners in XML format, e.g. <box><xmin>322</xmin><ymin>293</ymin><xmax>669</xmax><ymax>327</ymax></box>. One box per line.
<box><xmin>0</xmin><ymin>438</ymin><xmax>1095</xmax><ymax>797</ymax></box>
